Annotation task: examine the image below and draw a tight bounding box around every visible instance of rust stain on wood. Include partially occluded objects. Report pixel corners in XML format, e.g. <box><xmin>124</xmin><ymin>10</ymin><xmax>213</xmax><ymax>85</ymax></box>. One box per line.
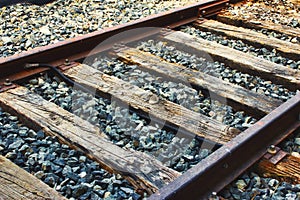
<box><xmin>257</xmin><ymin>154</ymin><xmax>300</xmax><ymax>184</ymax></box>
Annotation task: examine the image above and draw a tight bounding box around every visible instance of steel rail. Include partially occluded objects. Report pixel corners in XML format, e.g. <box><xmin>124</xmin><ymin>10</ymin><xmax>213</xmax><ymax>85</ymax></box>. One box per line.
<box><xmin>0</xmin><ymin>0</ymin><xmax>228</xmax><ymax>85</ymax></box>
<box><xmin>149</xmin><ymin>93</ymin><xmax>300</xmax><ymax>200</ymax></box>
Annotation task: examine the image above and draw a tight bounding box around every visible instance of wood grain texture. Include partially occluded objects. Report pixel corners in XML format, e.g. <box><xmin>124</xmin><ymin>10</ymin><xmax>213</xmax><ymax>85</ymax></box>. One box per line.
<box><xmin>194</xmin><ymin>19</ymin><xmax>300</xmax><ymax>60</ymax></box>
<box><xmin>0</xmin><ymin>155</ymin><xmax>66</xmax><ymax>200</ymax></box>
<box><xmin>217</xmin><ymin>14</ymin><xmax>300</xmax><ymax>42</ymax></box>
<box><xmin>162</xmin><ymin>31</ymin><xmax>300</xmax><ymax>91</ymax></box>
<box><xmin>116</xmin><ymin>47</ymin><xmax>282</xmax><ymax>118</ymax></box>
<box><xmin>257</xmin><ymin>155</ymin><xmax>300</xmax><ymax>184</ymax></box>
<box><xmin>64</xmin><ymin>64</ymin><xmax>238</xmax><ymax>144</ymax></box>
<box><xmin>0</xmin><ymin>86</ymin><xmax>180</xmax><ymax>194</ymax></box>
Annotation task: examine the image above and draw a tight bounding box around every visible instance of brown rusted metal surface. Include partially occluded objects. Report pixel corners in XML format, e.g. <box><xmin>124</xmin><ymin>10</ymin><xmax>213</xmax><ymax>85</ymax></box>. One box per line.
<box><xmin>149</xmin><ymin>93</ymin><xmax>300</xmax><ymax>200</ymax></box>
<box><xmin>263</xmin><ymin>146</ymin><xmax>288</xmax><ymax>165</ymax></box>
<box><xmin>268</xmin><ymin>150</ymin><xmax>288</xmax><ymax>165</ymax></box>
<box><xmin>0</xmin><ymin>0</ymin><xmax>226</xmax><ymax>85</ymax></box>
<box><xmin>58</xmin><ymin>62</ymin><xmax>80</xmax><ymax>71</ymax></box>
<box><xmin>263</xmin><ymin>145</ymin><xmax>288</xmax><ymax>165</ymax></box>
<box><xmin>0</xmin><ymin>84</ymin><xmax>17</xmax><ymax>93</ymax></box>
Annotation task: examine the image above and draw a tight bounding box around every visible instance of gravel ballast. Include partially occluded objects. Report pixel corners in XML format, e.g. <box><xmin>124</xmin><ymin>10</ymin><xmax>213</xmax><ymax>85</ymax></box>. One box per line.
<box><xmin>225</xmin><ymin>0</ymin><xmax>300</xmax><ymax>29</ymax></box>
<box><xmin>0</xmin><ymin>108</ymin><xmax>139</xmax><ymax>199</ymax></box>
<box><xmin>24</xmin><ymin>74</ymin><xmax>216</xmax><ymax>173</ymax></box>
<box><xmin>135</xmin><ymin>39</ymin><xmax>295</xmax><ymax>101</ymax></box>
<box><xmin>0</xmin><ymin>0</ymin><xmax>200</xmax><ymax>57</ymax></box>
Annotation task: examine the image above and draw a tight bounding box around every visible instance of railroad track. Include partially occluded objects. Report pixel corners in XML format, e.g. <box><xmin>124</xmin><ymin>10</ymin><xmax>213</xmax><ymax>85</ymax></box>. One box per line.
<box><xmin>0</xmin><ymin>0</ymin><xmax>299</xmax><ymax>199</ymax></box>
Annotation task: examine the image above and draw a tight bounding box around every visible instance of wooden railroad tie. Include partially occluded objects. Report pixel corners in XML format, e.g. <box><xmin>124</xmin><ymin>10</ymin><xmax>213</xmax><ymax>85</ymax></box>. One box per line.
<box><xmin>256</xmin><ymin>147</ymin><xmax>300</xmax><ymax>184</ymax></box>
<box><xmin>217</xmin><ymin>14</ymin><xmax>300</xmax><ymax>41</ymax></box>
<box><xmin>194</xmin><ymin>19</ymin><xmax>300</xmax><ymax>61</ymax></box>
<box><xmin>160</xmin><ymin>31</ymin><xmax>300</xmax><ymax>91</ymax></box>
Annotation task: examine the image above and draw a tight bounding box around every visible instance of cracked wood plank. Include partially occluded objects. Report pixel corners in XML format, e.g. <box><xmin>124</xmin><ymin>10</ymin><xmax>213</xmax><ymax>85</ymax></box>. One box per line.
<box><xmin>0</xmin><ymin>155</ymin><xmax>66</xmax><ymax>200</ymax></box>
<box><xmin>162</xmin><ymin>31</ymin><xmax>300</xmax><ymax>91</ymax></box>
<box><xmin>217</xmin><ymin>14</ymin><xmax>300</xmax><ymax>42</ymax></box>
<box><xmin>0</xmin><ymin>86</ymin><xmax>180</xmax><ymax>194</ymax></box>
<box><xmin>63</xmin><ymin>64</ymin><xmax>238</xmax><ymax>144</ymax></box>
<box><xmin>116</xmin><ymin>47</ymin><xmax>282</xmax><ymax>118</ymax></box>
<box><xmin>194</xmin><ymin>19</ymin><xmax>300</xmax><ymax>61</ymax></box>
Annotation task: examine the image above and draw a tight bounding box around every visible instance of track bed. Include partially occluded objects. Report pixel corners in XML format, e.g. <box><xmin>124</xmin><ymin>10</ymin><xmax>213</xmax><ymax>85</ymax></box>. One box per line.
<box><xmin>0</xmin><ymin>0</ymin><xmax>299</xmax><ymax>199</ymax></box>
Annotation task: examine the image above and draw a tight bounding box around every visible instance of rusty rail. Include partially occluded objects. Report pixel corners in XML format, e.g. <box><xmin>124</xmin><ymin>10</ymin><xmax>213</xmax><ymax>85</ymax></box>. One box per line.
<box><xmin>149</xmin><ymin>93</ymin><xmax>300</xmax><ymax>199</ymax></box>
<box><xmin>0</xmin><ymin>0</ymin><xmax>228</xmax><ymax>86</ymax></box>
